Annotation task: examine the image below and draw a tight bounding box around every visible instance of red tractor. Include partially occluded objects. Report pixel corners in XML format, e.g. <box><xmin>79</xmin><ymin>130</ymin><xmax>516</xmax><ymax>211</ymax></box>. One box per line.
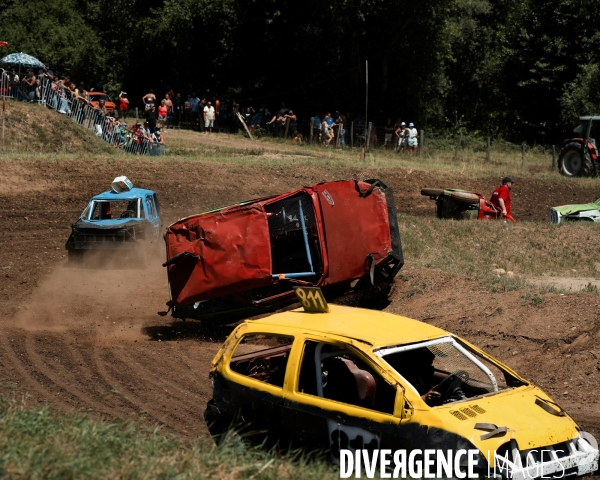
<box><xmin>558</xmin><ymin>116</ymin><xmax>600</xmax><ymax>177</ymax></box>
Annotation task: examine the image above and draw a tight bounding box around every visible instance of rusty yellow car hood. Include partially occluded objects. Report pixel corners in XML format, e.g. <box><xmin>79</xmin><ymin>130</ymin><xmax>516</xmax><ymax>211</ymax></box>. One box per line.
<box><xmin>418</xmin><ymin>385</ymin><xmax>579</xmax><ymax>452</ymax></box>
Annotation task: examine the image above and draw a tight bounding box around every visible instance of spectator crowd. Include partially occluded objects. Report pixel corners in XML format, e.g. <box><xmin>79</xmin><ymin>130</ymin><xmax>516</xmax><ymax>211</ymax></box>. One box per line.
<box><xmin>0</xmin><ymin>64</ymin><xmax>166</xmax><ymax>155</ymax></box>
<box><xmin>1</xmin><ymin>61</ymin><xmax>420</xmax><ymax>153</ymax></box>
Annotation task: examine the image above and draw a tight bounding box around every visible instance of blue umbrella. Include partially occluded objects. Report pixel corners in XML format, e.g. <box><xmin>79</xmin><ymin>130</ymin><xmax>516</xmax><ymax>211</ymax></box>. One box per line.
<box><xmin>0</xmin><ymin>52</ymin><xmax>44</xmax><ymax>75</ymax></box>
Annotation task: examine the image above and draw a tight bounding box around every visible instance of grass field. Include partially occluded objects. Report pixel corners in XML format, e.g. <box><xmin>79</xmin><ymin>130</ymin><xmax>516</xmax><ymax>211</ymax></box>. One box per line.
<box><xmin>2</xmin><ymin>99</ymin><xmax>586</xmax><ymax>183</ymax></box>
<box><xmin>399</xmin><ymin>215</ymin><xmax>600</xmax><ymax>290</ymax></box>
<box><xmin>0</xmin><ymin>397</ymin><xmax>336</xmax><ymax>480</ymax></box>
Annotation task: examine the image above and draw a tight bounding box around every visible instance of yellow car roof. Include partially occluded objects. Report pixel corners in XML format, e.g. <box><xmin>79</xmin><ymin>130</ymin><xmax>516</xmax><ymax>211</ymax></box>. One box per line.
<box><xmin>249</xmin><ymin>304</ymin><xmax>448</xmax><ymax>348</ymax></box>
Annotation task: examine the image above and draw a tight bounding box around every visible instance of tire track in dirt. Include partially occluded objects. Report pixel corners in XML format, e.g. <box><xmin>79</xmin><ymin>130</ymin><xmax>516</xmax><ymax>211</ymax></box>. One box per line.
<box><xmin>23</xmin><ymin>333</ymin><xmax>117</xmax><ymax>416</ymax></box>
<box><xmin>0</xmin><ymin>332</ymin><xmax>62</xmax><ymax>403</ymax></box>
<box><xmin>90</xmin><ymin>344</ymin><xmax>193</xmax><ymax>432</ymax></box>
<box><xmin>109</xmin><ymin>349</ymin><xmax>207</xmax><ymax>433</ymax></box>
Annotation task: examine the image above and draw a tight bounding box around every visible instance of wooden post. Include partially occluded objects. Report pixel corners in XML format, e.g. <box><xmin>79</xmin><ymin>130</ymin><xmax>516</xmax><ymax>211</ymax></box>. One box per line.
<box><xmin>236</xmin><ymin>112</ymin><xmax>253</xmax><ymax>140</ymax></box>
<box><xmin>366</xmin><ymin>122</ymin><xmax>372</xmax><ymax>150</ymax></box>
<box><xmin>454</xmin><ymin>132</ymin><xmax>462</xmax><ymax>159</ymax></box>
<box><xmin>135</xmin><ymin>107</ymin><xmax>138</xmax><ymax>123</ymax></box>
<box><xmin>350</xmin><ymin>122</ymin><xmax>354</xmax><ymax>149</ymax></box>
<box><xmin>284</xmin><ymin>117</ymin><xmax>290</xmax><ymax>137</ymax></box>
<box><xmin>552</xmin><ymin>145</ymin><xmax>556</xmax><ymax>170</ymax></box>
<box><xmin>521</xmin><ymin>142</ymin><xmax>525</xmax><ymax>168</ymax></box>
<box><xmin>419</xmin><ymin>129</ymin><xmax>424</xmax><ymax>156</ymax></box>
<box><xmin>309</xmin><ymin>117</ymin><xmax>314</xmax><ymax>144</ymax></box>
<box><xmin>486</xmin><ymin>137</ymin><xmax>491</xmax><ymax>162</ymax></box>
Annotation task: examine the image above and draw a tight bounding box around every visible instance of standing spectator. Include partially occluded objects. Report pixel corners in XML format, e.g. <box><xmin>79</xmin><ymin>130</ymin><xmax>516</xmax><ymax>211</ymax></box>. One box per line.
<box><xmin>173</xmin><ymin>93</ymin><xmax>183</xmax><ymax>127</ymax></box>
<box><xmin>203</xmin><ymin>100</ymin><xmax>215</xmax><ymax>133</ymax></box>
<box><xmin>312</xmin><ymin>112</ymin><xmax>322</xmax><ymax>142</ymax></box>
<box><xmin>395</xmin><ymin>122</ymin><xmax>407</xmax><ymax>151</ymax></box>
<box><xmin>321</xmin><ymin>114</ymin><xmax>333</xmax><ymax>145</ymax></box>
<box><xmin>384</xmin><ymin>119</ymin><xmax>394</xmax><ymax>149</ymax></box>
<box><xmin>118</xmin><ymin>91</ymin><xmax>129</xmax><ymax>119</ymax></box>
<box><xmin>214</xmin><ymin>96</ymin><xmax>220</xmax><ymax>119</ymax></box>
<box><xmin>335</xmin><ymin>113</ymin><xmax>347</xmax><ymax>147</ymax></box>
<box><xmin>266</xmin><ymin>111</ymin><xmax>283</xmax><ymax>136</ymax></box>
<box><xmin>164</xmin><ymin>94</ymin><xmax>173</xmax><ymax>128</ymax></box>
<box><xmin>407</xmin><ymin>122</ymin><xmax>418</xmax><ymax>153</ymax></box>
<box><xmin>284</xmin><ymin>110</ymin><xmax>298</xmax><ymax>137</ymax></box>
<box><xmin>184</xmin><ymin>95</ymin><xmax>192</xmax><ymax>125</ymax></box>
<box><xmin>326</xmin><ymin>112</ymin><xmax>334</xmax><ymax>127</ymax></box>
<box><xmin>142</xmin><ymin>89</ymin><xmax>156</xmax><ymax>110</ymax></box>
<box><xmin>190</xmin><ymin>93</ymin><xmax>200</xmax><ymax>128</ymax></box>
<box><xmin>96</xmin><ymin>98</ymin><xmax>108</xmax><ymax>115</ymax></box>
<box><xmin>22</xmin><ymin>69</ymin><xmax>36</xmax><ymax>102</ymax></box>
<box><xmin>8</xmin><ymin>68</ymin><xmax>19</xmax><ymax>97</ymax></box>
<box><xmin>145</xmin><ymin>103</ymin><xmax>157</xmax><ymax>133</ymax></box>
<box><xmin>157</xmin><ymin>99</ymin><xmax>168</xmax><ymax>130</ymax></box>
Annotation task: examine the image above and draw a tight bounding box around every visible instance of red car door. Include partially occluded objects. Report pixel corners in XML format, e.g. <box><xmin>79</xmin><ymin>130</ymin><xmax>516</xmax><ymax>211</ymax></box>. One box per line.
<box><xmin>313</xmin><ymin>180</ymin><xmax>392</xmax><ymax>284</ymax></box>
<box><xmin>165</xmin><ymin>205</ymin><xmax>272</xmax><ymax>305</ymax></box>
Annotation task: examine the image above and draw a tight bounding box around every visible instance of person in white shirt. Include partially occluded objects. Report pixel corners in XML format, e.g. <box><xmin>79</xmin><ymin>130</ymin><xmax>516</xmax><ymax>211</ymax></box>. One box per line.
<box><xmin>407</xmin><ymin>122</ymin><xmax>418</xmax><ymax>153</ymax></box>
<box><xmin>203</xmin><ymin>101</ymin><xmax>215</xmax><ymax>133</ymax></box>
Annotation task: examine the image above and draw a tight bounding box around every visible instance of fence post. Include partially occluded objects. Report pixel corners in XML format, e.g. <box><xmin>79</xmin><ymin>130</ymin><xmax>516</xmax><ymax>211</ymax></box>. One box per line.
<box><xmin>284</xmin><ymin>117</ymin><xmax>290</xmax><ymax>138</ymax></box>
<box><xmin>521</xmin><ymin>142</ymin><xmax>525</xmax><ymax>168</ymax></box>
<box><xmin>350</xmin><ymin>122</ymin><xmax>354</xmax><ymax>149</ymax></box>
<box><xmin>552</xmin><ymin>145</ymin><xmax>556</xmax><ymax>171</ymax></box>
<box><xmin>366</xmin><ymin>122</ymin><xmax>372</xmax><ymax>150</ymax></box>
<box><xmin>135</xmin><ymin>107</ymin><xmax>139</xmax><ymax>123</ymax></box>
<box><xmin>309</xmin><ymin>117</ymin><xmax>314</xmax><ymax>144</ymax></box>
<box><xmin>454</xmin><ymin>132</ymin><xmax>462</xmax><ymax>159</ymax></box>
<box><xmin>336</xmin><ymin>123</ymin><xmax>342</xmax><ymax>147</ymax></box>
<box><xmin>486</xmin><ymin>137</ymin><xmax>490</xmax><ymax>162</ymax></box>
<box><xmin>419</xmin><ymin>129</ymin><xmax>424</xmax><ymax>156</ymax></box>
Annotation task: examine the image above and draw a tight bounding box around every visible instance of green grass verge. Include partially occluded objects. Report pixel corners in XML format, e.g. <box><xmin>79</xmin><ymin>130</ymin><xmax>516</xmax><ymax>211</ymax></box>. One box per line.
<box><xmin>0</xmin><ymin>397</ymin><xmax>337</xmax><ymax>479</ymax></box>
<box><xmin>399</xmin><ymin>215</ymin><xmax>600</xmax><ymax>283</ymax></box>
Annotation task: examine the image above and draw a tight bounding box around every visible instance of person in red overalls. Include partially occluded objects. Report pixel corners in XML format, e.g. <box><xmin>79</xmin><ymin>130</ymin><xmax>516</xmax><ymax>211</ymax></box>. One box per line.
<box><xmin>490</xmin><ymin>177</ymin><xmax>513</xmax><ymax>218</ymax></box>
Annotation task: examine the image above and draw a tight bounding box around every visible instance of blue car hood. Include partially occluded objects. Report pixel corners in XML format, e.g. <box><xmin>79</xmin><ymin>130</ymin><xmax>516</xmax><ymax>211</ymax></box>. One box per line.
<box><xmin>73</xmin><ymin>218</ymin><xmax>145</xmax><ymax>230</ymax></box>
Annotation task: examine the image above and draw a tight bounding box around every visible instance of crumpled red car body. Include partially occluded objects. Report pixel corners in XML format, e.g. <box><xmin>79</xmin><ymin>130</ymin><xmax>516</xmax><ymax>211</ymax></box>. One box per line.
<box><xmin>163</xmin><ymin>179</ymin><xmax>403</xmax><ymax>322</ymax></box>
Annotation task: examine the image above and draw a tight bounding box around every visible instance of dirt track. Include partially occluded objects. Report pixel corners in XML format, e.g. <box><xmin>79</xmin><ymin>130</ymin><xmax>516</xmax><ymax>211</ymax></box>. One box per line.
<box><xmin>1</xmin><ymin>154</ymin><xmax>600</xmax><ymax>447</ymax></box>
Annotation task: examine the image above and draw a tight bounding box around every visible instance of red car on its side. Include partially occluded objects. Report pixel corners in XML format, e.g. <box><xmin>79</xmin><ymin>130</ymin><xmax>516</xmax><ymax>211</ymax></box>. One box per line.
<box><xmin>163</xmin><ymin>179</ymin><xmax>403</xmax><ymax>324</ymax></box>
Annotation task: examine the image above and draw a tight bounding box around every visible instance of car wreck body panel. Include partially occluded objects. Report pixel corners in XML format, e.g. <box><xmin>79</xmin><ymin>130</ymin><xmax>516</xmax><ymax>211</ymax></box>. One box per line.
<box><xmin>314</xmin><ymin>181</ymin><xmax>393</xmax><ymax>284</ymax></box>
<box><xmin>166</xmin><ymin>205</ymin><xmax>273</xmax><ymax>304</ymax></box>
<box><xmin>205</xmin><ymin>305</ymin><xmax>598</xmax><ymax>478</ymax></box>
<box><xmin>549</xmin><ymin>198</ymin><xmax>600</xmax><ymax>223</ymax></box>
<box><xmin>164</xmin><ymin>179</ymin><xmax>403</xmax><ymax>321</ymax></box>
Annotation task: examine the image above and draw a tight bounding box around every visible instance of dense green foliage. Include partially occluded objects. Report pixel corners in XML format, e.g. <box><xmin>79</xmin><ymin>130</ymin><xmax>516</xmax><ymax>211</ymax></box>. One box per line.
<box><xmin>1</xmin><ymin>0</ymin><xmax>599</xmax><ymax>142</ymax></box>
<box><xmin>0</xmin><ymin>397</ymin><xmax>336</xmax><ymax>479</ymax></box>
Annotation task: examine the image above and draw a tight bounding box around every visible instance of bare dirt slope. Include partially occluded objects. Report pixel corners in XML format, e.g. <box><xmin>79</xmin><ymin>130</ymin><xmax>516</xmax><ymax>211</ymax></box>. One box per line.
<box><xmin>1</xmin><ymin>155</ymin><xmax>600</xmax><ymax>448</ymax></box>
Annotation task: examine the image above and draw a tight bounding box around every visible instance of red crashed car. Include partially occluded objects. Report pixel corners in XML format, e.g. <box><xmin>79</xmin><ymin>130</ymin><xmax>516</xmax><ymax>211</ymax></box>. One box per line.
<box><xmin>421</xmin><ymin>188</ymin><xmax>516</xmax><ymax>222</ymax></box>
<box><xmin>163</xmin><ymin>179</ymin><xmax>403</xmax><ymax>323</ymax></box>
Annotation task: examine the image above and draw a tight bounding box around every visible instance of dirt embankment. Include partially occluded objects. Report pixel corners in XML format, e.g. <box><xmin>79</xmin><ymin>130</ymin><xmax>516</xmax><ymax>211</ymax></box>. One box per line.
<box><xmin>1</xmin><ymin>157</ymin><xmax>600</xmax><ymax>449</ymax></box>
<box><xmin>1</xmin><ymin>100</ymin><xmax>114</xmax><ymax>154</ymax></box>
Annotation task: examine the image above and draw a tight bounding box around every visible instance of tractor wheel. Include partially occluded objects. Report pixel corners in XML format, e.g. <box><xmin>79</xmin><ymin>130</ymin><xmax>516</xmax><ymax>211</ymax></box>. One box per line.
<box><xmin>558</xmin><ymin>142</ymin><xmax>593</xmax><ymax>177</ymax></box>
<box><xmin>421</xmin><ymin>188</ymin><xmax>443</xmax><ymax>197</ymax></box>
<box><xmin>447</xmin><ymin>191</ymin><xmax>480</xmax><ymax>204</ymax></box>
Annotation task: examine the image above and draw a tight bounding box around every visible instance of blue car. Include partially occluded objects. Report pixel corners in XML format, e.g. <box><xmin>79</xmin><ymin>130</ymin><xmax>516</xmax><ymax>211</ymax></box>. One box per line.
<box><xmin>65</xmin><ymin>180</ymin><xmax>162</xmax><ymax>261</ymax></box>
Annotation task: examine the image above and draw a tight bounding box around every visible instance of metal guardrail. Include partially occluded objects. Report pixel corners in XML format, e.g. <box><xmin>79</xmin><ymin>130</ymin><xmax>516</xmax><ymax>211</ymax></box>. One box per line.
<box><xmin>0</xmin><ymin>69</ymin><xmax>165</xmax><ymax>155</ymax></box>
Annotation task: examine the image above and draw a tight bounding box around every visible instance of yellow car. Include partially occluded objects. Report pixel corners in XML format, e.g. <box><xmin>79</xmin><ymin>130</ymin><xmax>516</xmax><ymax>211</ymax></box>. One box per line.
<box><xmin>205</xmin><ymin>289</ymin><xmax>598</xmax><ymax>479</ymax></box>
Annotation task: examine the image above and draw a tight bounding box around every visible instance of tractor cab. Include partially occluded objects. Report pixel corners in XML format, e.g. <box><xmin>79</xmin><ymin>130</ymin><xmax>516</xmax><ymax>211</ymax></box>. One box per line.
<box><xmin>572</xmin><ymin>116</ymin><xmax>600</xmax><ymax>149</ymax></box>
